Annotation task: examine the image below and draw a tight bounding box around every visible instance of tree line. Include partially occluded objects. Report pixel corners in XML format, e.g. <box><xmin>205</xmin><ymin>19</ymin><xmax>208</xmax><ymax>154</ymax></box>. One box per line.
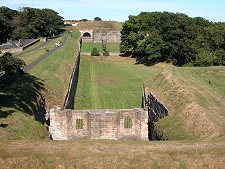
<box><xmin>120</xmin><ymin>12</ymin><xmax>225</xmax><ymax>66</ymax></box>
<box><xmin>0</xmin><ymin>6</ymin><xmax>64</xmax><ymax>44</ymax></box>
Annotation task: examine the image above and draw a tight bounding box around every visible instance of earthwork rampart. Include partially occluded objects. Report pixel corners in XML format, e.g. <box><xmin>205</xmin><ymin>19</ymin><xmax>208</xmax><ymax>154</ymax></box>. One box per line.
<box><xmin>49</xmin><ymin>37</ymin><xmax>168</xmax><ymax>141</ymax></box>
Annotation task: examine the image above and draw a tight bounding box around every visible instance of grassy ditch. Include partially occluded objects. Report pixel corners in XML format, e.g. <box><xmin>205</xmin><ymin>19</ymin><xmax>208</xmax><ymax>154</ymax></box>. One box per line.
<box><xmin>81</xmin><ymin>42</ymin><xmax>120</xmax><ymax>53</ymax></box>
<box><xmin>75</xmin><ymin>56</ymin><xmax>157</xmax><ymax>109</ymax></box>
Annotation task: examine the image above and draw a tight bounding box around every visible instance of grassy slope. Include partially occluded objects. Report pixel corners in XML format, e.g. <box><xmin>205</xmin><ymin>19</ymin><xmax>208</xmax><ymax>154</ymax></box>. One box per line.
<box><xmin>76</xmin><ymin>21</ymin><xmax>122</xmax><ymax>31</ymax></box>
<box><xmin>0</xmin><ymin>74</ymin><xmax>48</xmax><ymax>140</ymax></box>
<box><xmin>81</xmin><ymin>42</ymin><xmax>120</xmax><ymax>53</ymax></box>
<box><xmin>30</xmin><ymin>29</ymin><xmax>80</xmax><ymax>108</ymax></box>
<box><xmin>0</xmin><ymin>27</ymin><xmax>81</xmax><ymax>140</ymax></box>
<box><xmin>0</xmin><ymin>140</ymin><xmax>225</xmax><ymax>169</ymax></box>
<box><xmin>75</xmin><ymin>56</ymin><xmax>157</xmax><ymax>109</ymax></box>
<box><xmin>17</xmin><ymin>36</ymin><xmax>65</xmax><ymax>65</ymax></box>
<box><xmin>16</xmin><ymin>41</ymin><xmax>44</xmax><ymax>53</ymax></box>
<box><xmin>145</xmin><ymin>65</ymin><xmax>225</xmax><ymax>140</ymax></box>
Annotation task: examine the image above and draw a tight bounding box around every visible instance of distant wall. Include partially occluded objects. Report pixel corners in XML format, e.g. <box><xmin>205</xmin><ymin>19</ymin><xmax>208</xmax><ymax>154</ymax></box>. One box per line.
<box><xmin>49</xmin><ymin>108</ymin><xmax>148</xmax><ymax>140</ymax></box>
<box><xmin>79</xmin><ymin>29</ymin><xmax>121</xmax><ymax>43</ymax></box>
<box><xmin>93</xmin><ymin>31</ymin><xmax>121</xmax><ymax>43</ymax></box>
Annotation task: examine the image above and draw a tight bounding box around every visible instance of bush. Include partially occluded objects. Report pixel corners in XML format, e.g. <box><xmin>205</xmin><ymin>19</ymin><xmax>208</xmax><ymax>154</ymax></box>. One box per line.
<box><xmin>91</xmin><ymin>47</ymin><xmax>100</xmax><ymax>56</ymax></box>
<box><xmin>0</xmin><ymin>52</ymin><xmax>26</xmax><ymax>75</ymax></box>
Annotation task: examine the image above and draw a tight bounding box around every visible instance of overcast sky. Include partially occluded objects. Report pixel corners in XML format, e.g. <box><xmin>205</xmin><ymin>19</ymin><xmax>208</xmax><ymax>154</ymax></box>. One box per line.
<box><xmin>1</xmin><ymin>0</ymin><xmax>225</xmax><ymax>22</ymax></box>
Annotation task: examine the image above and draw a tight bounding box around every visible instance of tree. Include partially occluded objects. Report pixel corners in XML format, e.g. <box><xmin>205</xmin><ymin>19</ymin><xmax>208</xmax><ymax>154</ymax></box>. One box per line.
<box><xmin>0</xmin><ymin>52</ymin><xmax>26</xmax><ymax>75</ymax></box>
<box><xmin>0</xmin><ymin>14</ymin><xmax>12</xmax><ymax>43</ymax></box>
<box><xmin>120</xmin><ymin>11</ymin><xmax>224</xmax><ymax>66</ymax></box>
<box><xmin>0</xmin><ymin>6</ymin><xmax>17</xmax><ymax>43</ymax></box>
<box><xmin>11</xmin><ymin>7</ymin><xmax>64</xmax><ymax>39</ymax></box>
<box><xmin>94</xmin><ymin>17</ymin><xmax>102</xmax><ymax>21</ymax></box>
<box><xmin>80</xmin><ymin>19</ymin><xmax>88</xmax><ymax>22</ymax></box>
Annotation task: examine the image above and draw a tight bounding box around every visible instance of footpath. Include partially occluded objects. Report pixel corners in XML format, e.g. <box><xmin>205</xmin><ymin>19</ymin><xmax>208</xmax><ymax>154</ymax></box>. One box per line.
<box><xmin>22</xmin><ymin>35</ymin><xmax>68</xmax><ymax>73</ymax></box>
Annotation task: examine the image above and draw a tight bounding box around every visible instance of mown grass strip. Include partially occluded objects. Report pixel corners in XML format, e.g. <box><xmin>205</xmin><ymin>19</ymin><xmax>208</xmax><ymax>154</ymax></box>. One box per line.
<box><xmin>81</xmin><ymin>42</ymin><xmax>120</xmax><ymax>52</ymax></box>
<box><xmin>75</xmin><ymin>56</ymin><xmax>157</xmax><ymax>109</ymax></box>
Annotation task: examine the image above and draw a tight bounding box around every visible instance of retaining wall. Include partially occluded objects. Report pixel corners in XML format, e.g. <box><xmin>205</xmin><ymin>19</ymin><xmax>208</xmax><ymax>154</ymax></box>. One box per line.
<box><xmin>63</xmin><ymin>39</ymin><xmax>81</xmax><ymax>109</ymax></box>
<box><xmin>142</xmin><ymin>86</ymin><xmax>168</xmax><ymax>139</ymax></box>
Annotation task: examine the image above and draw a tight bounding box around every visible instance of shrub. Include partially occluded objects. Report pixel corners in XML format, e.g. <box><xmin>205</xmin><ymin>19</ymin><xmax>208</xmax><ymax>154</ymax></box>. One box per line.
<box><xmin>91</xmin><ymin>47</ymin><xmax>100</xmax><ymax>56</ymax></box>
<box><xmin>0</xmin><ymin>52</ymin><xmax>26</xmax><ymax>75</ymax></box>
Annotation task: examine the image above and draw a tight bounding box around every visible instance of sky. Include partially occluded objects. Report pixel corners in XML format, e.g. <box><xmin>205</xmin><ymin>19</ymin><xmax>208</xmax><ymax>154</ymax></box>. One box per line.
<box><xmin>1</xmin><ymin>0</ymin><xmax>225</xmax><ymax>22</ymax></box>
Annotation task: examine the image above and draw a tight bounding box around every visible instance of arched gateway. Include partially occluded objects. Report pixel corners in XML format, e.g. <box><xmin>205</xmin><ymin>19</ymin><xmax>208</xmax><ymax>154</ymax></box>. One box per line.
<box><xmin>79</xmin><ymin>29</ymin><xmax>93</xmax><ymax>42</ymax></box>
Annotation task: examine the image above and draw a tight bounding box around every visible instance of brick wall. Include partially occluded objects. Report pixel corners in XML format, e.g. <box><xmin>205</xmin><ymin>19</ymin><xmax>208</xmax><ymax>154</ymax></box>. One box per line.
<box><xmin>49</xmin><ymin>109</ymin><xmax>148</xmax><ymax>140</ymax></box>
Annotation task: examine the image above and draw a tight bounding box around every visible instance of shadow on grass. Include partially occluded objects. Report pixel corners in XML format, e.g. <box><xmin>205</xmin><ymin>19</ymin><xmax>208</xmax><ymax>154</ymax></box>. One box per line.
<box><xmin>0</xmin><ymin>123</ymin><xmax>8</xmax><ymax>128</ymax></box>
<box><xmin>0</xmin><ymin>73</ymin><xmax>46</xmax><ymax>124</ymax></box>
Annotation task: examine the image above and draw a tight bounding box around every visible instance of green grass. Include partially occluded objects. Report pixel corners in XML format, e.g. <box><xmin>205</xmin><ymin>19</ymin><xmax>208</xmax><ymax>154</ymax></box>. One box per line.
<box><xmin>145</xmin><ymin>65</ymin><xmax>225</xmax><ymax>140</ymax></box>
<box><xmin>81</xmin><ymin>42</ymin><xmax>120</xmax><ymax>53</ymax></box>
<box><xmin>30</xmin><ymin>29</ymin><xmax>80</xmax><ymax>107</ymax></box>
<box><xmin>17</xmin><ymin>36</ymin><xmax>65</xmax><ymax>65</ymax></box>
<box><xmin>0</xmin><ymin>74</ymin><xmax>48</xmax><ymax>140</ymax></box>
<box><xmin>75</xmin><ymin>56</ymin><xmax>157</xmax><ymax>109</ymax></box>
<box><xmin>22</xmin><ymin>41</ymin><xmax>44</xmax><ymax>51</ymax></box>
<box><xmin>0</xmin><ymin>27</ymin><xmax>81</xmax><ymax>140</ymax></box>
<box><xmin>0</xmin><ymin>110</ymin><xmax>47</xmax><ymax>140</ymax></box>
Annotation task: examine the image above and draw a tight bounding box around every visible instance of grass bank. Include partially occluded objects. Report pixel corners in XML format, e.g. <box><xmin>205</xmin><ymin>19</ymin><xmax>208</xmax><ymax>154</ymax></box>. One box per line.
<box><xmin>145</xmin><ymin>65</ymin><xmax>225</xmax><ymax>140</ymax></box>
<box><xmin>30</xmin><ymin>29</ymin><xmax>80</xmax><ymax>108</ymax></box>
<box><xmin>0</xmin><ymin>74</ymin><xmax>48</xmax><ymax>140</ymax></box>
<box><xmin>0</xmin><ymin>27</ymin><xmax>81</xmax><ymax>140</ymax></box>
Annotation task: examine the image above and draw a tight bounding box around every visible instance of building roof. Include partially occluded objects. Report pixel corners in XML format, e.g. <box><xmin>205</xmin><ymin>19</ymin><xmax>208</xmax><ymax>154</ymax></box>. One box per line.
<box><xmin>0</xmin><ymin>39</ymin><xmax>38</xmax><ymax>50</ymax></box>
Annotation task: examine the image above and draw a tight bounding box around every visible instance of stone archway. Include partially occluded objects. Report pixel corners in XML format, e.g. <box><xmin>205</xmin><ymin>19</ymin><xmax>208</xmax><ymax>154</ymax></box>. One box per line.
<box><xmin>83</xmin><ymin>32</ymin><xmax>91</xmax><ymax>37</ymax></box>
<box><xmin>79</xmin><ymin>29</ymin><xmax>93</xmax><ymax>42</ymax></box>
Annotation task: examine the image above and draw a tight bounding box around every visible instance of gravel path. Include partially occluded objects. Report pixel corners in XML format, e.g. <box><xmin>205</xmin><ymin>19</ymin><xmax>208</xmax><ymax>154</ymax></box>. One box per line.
<box><xmin>23</xmin><ymin>35</ymin><xmax>68</xmax><ymax>73</ymax></box>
